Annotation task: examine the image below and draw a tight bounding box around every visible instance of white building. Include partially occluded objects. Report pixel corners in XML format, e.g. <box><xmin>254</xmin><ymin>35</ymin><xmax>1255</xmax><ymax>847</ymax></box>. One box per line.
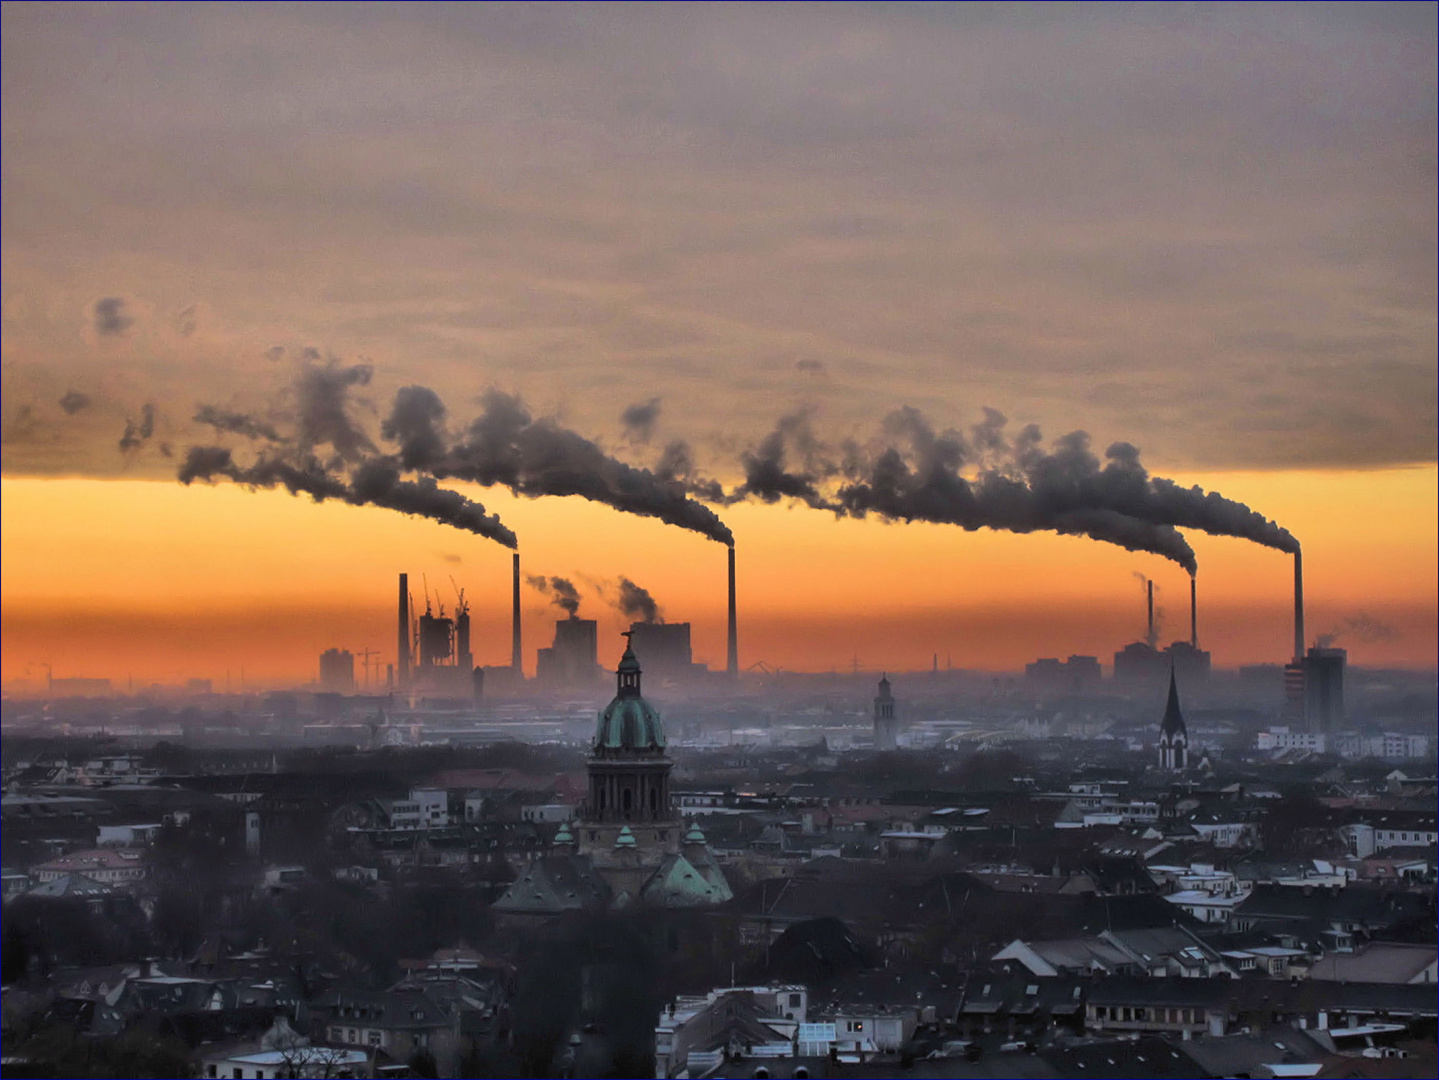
<box><xmin>410</xmin><ymin>788</ymin><xmax>448</xmax><ymax>828</ymax></box>
<box><xmin>202</xmin><ymin>1047</ymin><xmax>368</xmax><ymax>1079</ymax></box>
<box><xmin>1256</xmin><ymin>727</ymin><xmax>1327</xmax><ymax>753</ymax></box>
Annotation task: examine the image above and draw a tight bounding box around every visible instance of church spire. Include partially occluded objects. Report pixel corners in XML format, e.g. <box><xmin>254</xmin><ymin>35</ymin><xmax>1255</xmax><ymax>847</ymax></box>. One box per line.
<box><xmin>1160</xmin><ymin>667</ymin><xmax>1186</xmax><ymax>736</ymax></box>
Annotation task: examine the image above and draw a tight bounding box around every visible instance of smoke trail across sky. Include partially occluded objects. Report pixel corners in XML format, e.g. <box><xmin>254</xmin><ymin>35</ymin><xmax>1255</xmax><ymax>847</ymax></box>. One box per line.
<box><xmin>708</xmin><ymin>403</ymin><xmax>1304</xmax><ymax>574</ymax></box>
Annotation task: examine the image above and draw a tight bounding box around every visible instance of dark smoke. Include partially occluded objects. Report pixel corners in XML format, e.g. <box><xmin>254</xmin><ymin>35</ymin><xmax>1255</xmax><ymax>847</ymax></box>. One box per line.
<box><xmin>347</xmin><ymin>459</ymin><xmax>517</xmax><ymax>548</ymax></box>
<box><xmin>381</xmin><ymin>385</ymin><xmax>448</xmax><ymax>470</ymax></box>
<box><xmin>179</xmin><ymin>446</ymin><xmax>517</xmax><ymax>548</ymax></box>
<box><xmin>58</xmin><ymin>390</ymin><xmax>92</xmax><ymax>415</ymax></box>
<box><xmin>621</xmin><ymin>398</ymin><xmax>662</xmax><ymax>443</ymax></box>
<box><xmin>616</xmin><ymin>577</ymin><xmax>662</xmax><ymax>624</ymax></box>
<box><xmin>391</xmin><ymin>388</ymin><xmax>734</xmax><ymax>546</ymax></box>
<box><xmin>710</xmin><ymin>404</ymin><xmax>1299</xmax><ymax>574</ymax></box>
<box><xmin>1016</xmin><ymin>432</ymin><xmax>1300</xmax><ymax>554</ymax></box>
<box><xmin>194</xmin><ymin>404</ymin><xmax>281</xmax><ymax>442</ymax></box>
<box><xmin>118</xmin><ymin>403</ymin><xmax>157</xmax><ymax>452</ymax></box>
<box><xmin>176</xmin><ymin>361</ymin><xmax>516</xmax><ymax>549</ymax></box>
<box><xmin>833</xmin><ymin>407</ymin><xmax>1200</xmax><ymax>574</ymax></box>
<box><xmin>727</xmin><ymin>408</ymin><xmax>836</xmax><ymax>509</ymax></box>
<box><xmin>654</xmin><ymin>439</ymin><xmax>726</xmax><ymax>503</ymax></box>
<box><xmin>94</xmin><ymin>297</ymin><xmax>132</xmax><ymax>336</ymax></box>
<box><xmin>527</xmin><ymin>574</ymin><xmax>582</xmax><ymax>617</ymax></box>
<box><xmin>295</xmin><ymin>358</ymin><xmax>375</xmax><ymax>464</ymax></box>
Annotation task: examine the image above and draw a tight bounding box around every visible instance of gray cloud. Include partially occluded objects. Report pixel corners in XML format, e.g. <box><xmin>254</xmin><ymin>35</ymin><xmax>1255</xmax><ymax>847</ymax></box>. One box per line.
<box><xmin>118</xmin><ymin>402</ymin><xmax>156</xmax><ymax>452</ymax></box>
<box><xmin>621</xmin><ymin>397</ymin><xmax>662</xmax><ymax>443</ymax></box>
<box><xmin>58</xmin><ymin>390</ymin><xmax>92</xmax><ymax>415</ymax></box>
<box><xmin>193</xmin><ymin>403</ymin><xmax>281</xmax><ymax>442</ymax></box>
<box><xmin>93</xmin><ymin>297</ymin><xmax>132</xmax><ymax>337</ymax></box>
<box><xmin>0</xmin><ymin>3</ymin><xmax>1432</xmax><ymax>478</ymax></box>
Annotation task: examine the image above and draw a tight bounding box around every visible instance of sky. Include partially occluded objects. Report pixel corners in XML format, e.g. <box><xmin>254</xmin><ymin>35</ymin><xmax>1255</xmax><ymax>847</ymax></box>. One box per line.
<box><xmin>2</xmin><ymin>2</ymin><xmax>1435</xmax><ymax>685</ymax></box>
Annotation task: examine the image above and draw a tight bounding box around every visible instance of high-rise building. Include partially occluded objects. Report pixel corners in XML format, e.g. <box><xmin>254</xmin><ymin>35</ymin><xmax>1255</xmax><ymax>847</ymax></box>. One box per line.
<box><xmin>319</xmin><ymin>648</ymin><xmax>355</xmax><ymax>692</ymax></box>
<box><xmin>1303</xmin><ymin>647</ymin><xmax>1346</xmax><ymax>732</ymax></box>
<box><xmin>873</xmin><ymin>674</ymin><xmax>898</xmax><ymax>750</ymax></box>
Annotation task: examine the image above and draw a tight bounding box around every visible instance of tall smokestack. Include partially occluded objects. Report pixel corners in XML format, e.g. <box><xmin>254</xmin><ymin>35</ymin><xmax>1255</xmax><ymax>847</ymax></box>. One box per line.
<box><xmin>512</xmin><ymin>553</ymin><xmax>522</xmax><ymax>675</ymax></box>
<box><xmin>1293</xmin><ymin>549</ymin><xmax>1304</xmax><ymax>663</ymax></box>
<box><xmin>1146</xmin><ymin>579</ymin><xmax>1155</xmax><ymax>649</ymax></box>
<box><xmin>1190</xmin><ymin>577</ymin><xmax>1198</xmax><ymax>649</ymax></box>
<box><xmin>397</xmin><ymin>573</ymin><xmax>410</xmax><ymax>687</ymax></box>
<box><xmin>726</xmin><ymin>546</ymin><xmax>738</xmax><ymax>676</ymax></box>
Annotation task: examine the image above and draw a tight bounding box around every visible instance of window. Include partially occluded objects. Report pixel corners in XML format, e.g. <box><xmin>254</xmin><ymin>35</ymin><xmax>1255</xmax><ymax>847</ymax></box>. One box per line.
<box><xmin>789</xmin><ymin>993</ymin><xmax>802</xmax><ymax>1007</ymax></box>
<box><xmin>368</xmin><ymin>1031</ymin><xmax>381</xmax><ymax>1047</ymax></box>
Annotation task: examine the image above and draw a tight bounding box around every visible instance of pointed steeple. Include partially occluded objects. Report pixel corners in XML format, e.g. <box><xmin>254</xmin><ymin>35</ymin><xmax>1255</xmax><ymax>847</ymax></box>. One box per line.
<box><xmin>1160</xmin><ymin>667</ymin><xmax>1186</xmax><ymax>737</ymax></box>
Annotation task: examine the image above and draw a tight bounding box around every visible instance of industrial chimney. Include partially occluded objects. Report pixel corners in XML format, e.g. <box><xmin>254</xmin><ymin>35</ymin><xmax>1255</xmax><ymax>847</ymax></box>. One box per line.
<box><xmin>397</xmin><ymin>573</ymin><xmax>410</xmax><ymax>687</ymax></box>
<box><xmin>1146</xmin><ymin>579</ymin><xmax>1156</xmax><ymax>649</ymax></box>
<box><xmin>511</xmin><ymin>553</ymin><xmax>523</xmax><ymax>675</ymax></box>
<box><xmin>726</xmin><ymin>546</ymin><xmax>738</xmax><ymax>676</ymax></box>
<box><xmin>1190</xmin><ymin>577</ymin><xmax>1198</xmax><ymax>649</ymax></box>
<box><xmin>1293</xmin><ymin>549</ymin><xmax>1305</xmax><ymax>663</ymax></box>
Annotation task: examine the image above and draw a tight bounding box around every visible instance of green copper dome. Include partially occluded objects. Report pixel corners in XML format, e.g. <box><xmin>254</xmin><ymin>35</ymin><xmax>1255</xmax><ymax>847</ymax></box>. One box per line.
<box><xmin>595</xmin><ymin>636</ymin><xmax>666</xmax><ymax>751</ymax></box>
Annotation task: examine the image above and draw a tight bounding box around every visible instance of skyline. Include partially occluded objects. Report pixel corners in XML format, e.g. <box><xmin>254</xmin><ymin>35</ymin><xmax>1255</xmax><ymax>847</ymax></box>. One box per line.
<box><xmin>2</xmin><ymin>3</ymin><xmax>1435</xmax><ymax>685</ymax></box>
<box><xmin>3</xmin><ymin>461</ymin><xmax>1433</xmax><ymax>686</ymax></box>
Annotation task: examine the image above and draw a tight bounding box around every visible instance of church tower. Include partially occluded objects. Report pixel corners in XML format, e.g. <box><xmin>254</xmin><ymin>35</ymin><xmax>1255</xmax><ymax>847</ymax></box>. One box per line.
<box><xmin>874</xmin><ymin>673</ymin><xmax>898</xmax><ymax>751</ymax></box>
<box><xmin>1158</xmin><ymin>668</ymin><xmax>1189</xmax><ymax>771</ymax></box>
<box><xmin>578</xmin><ymin>634</ymin><xmax>680</xmax><ymax>873</ymax></box>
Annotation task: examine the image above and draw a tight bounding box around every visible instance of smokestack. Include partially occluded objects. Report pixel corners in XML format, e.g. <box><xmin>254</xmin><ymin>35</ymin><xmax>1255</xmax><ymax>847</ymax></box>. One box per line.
<box><xmin>397</xmin><ymin>573</ymin><xmax>410</xmax><ymax>687</ymax></box>
<box><xmin>726</xmin><ymin>546</ymin><xmax>738</xmax><ymax>676</ymax></box>
<box><xmin>1293</xmin><ymin>549</ymin><xmax>1304</xmax><ymax>663</ymax></box>
<box><xmin>1190</xmin><ymin>577</ymin><xmax>1198</xmax><ymax>649</ymax></box>
<box><xmin>1146</xmin><ymin>579</ymin><xmax>1155</xmax><ymax>649</ymax></box>
<box><xmin>512</xmin><ymin>553</ymin><xmax>522</xmax><ymax>675</ymax></box>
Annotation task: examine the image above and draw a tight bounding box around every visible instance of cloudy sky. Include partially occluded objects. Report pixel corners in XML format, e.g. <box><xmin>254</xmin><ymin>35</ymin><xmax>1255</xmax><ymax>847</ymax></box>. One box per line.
<box><xmin>2</xmin><ymin>2</ymin><xmax>1434</xmax><ymax>681</ymax></box>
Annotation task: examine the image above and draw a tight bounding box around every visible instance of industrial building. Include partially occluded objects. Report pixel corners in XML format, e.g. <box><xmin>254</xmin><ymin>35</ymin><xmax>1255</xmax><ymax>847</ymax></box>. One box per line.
<box><xmin>536</xmin><ymin>617</ymin><xmax>600</xmax><ymax>687</ymax></box>
<box><xmin>394</xmin><ymin>572</ymin><xmax>483</xmax><ymax>697</ymax></box>
<box><xmin>627</xmin><ymin>622</ymin><xmax>701</xmax><ymax>682</ymax></box>
<box><xmin>1025</xmin><ymin>655</ymin><xmax>1102</xmax><ymax>692</ymax></box>
<box><xmin>1285</xmin><ymin>645</ymin><xmax>1346</xmax><ymax>732</ymax></box>
<box><xmin>318</xmin><ymin>648</ymin><xmax>355</xmax><ymax>693</ymax></box>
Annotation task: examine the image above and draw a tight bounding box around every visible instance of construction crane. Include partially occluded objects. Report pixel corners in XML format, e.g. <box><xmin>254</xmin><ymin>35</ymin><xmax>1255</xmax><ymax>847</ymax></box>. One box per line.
<box><xmin>450</xmin><ymin>577</ymin><xmax>468</xmax><ymax>616</ymax></box>
<box><xmin>356</xmin><ymin>647</ymin><xmax>379</xmax><ymax>689</ymax></box>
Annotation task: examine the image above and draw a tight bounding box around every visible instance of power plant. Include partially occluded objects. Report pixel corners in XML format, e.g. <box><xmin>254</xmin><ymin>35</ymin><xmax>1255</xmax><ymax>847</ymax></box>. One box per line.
<box><xmin>394</xmin><ymin>572</ymin><xmax>481</xmax><ymax>696</ymax></box>
<box><xmin>1114</xmin><ymin>575</ymin><xmax>1210</xmax><ymax>686</ymax></box>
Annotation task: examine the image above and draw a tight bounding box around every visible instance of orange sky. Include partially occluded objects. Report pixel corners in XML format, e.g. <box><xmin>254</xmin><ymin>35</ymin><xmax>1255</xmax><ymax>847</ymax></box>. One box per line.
<box><xmin>3</xmin><ymin>466</ymin><xmax>1434</xmax><ymax>686</ymax></box>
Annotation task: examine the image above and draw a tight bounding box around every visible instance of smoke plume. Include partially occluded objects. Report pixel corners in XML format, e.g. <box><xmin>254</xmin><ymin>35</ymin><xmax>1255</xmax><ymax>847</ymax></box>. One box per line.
<box><xmin>383</xmin><ymin>387</ymin><xmax>734</xmax><ymax>546</ymax></box>
<box><xmin>832</xmin><ymin>407</ymin><xmax>1201</xmax><ymax>573</ymax></box>
<box><xmin>713</xmin><ymin>405</ymin><xmax>1299</xmax><ymax>574</ymax></box>
<box><xmin>194</xmin><ymin>404</ymin><xmax>281</xmax><ymax>442</ymax></box>
<box><xmin>58</xmin><ymin>390</ymin><xmax>92</xmax><ymax>415</ymax></box>
<box><xmin>528</xmin><ymin>574</ymin><xmax>583</xmax><ymax>617</ymax></box>
<box><xmin>726</xmin><ymin>408</ymin><xmax>836</xmax><ymax>509</ymax></box>
<box><xmin>616</xmin><ymin>577</ymin><xmax>662</xmax><ymax>624</ymax></box>
<box><xmin>621</xmin><ymin>398</ymin><xmax>662</xmax><ymax>443</ymax></box>
<box><xmin>118</xmin><ymin>403</ymin><xmax>157</xmax><ymax>452</ymax></box>
<box><xmin>94</xmin><ymin>297</ymin><xmax>132</xmax><ymax>337</ymax></box>
<box><xmin>1316</xmin><ymin>612</ymin><xmax>1400</xmax><ymax>648</ymax></box>
<box><xmin>176</xmin><ymin>362</ymin><xmax>516</xmax><ymax>549</ymax></box>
